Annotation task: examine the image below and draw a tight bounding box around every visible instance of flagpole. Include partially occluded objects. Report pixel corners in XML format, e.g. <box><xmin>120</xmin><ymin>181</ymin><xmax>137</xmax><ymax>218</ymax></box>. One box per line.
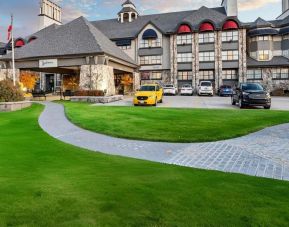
<box><xmin>11</xmin><ymin>14</ymin><xmax>16</xmax><ymax>86</ymax></box>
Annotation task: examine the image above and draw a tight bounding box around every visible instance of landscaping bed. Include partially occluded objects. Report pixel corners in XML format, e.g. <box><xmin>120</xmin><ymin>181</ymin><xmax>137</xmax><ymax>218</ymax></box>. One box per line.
<box><xmin>61</xmin><ymin>101</ymin><xmax>289</xmax><ymax>142</ymax></box>
<box><xmin>1</xmin><ymin>105</ymin><xmax>289</xmax><ymax>226</ymax></box>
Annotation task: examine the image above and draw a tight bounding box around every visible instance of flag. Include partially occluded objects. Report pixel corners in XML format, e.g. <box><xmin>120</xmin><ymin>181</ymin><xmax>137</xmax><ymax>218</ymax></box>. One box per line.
<box><xmin>7</xmin><ymin>25</ymin><xmax>12</xmax><ymax>41</ymax></box>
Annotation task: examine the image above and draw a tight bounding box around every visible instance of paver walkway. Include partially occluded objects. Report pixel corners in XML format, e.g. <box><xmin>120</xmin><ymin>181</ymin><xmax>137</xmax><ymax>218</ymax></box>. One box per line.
<box><xmin>38</xmin><ymin>102</ymin><xmax>289</xmax><ymax>181</ymax></box>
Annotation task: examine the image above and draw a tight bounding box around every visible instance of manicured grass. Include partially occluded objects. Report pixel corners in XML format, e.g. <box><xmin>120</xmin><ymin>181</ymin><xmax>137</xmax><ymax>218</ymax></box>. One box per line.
<box><xmin>62</xmin><ymin>101</ymin><xmax>289</xmax><ymax>142</ymax></box>
<box><xmin>1</xmin><ymin>105</ymin><xmax>289</xmax><ymax>226</ymax></box>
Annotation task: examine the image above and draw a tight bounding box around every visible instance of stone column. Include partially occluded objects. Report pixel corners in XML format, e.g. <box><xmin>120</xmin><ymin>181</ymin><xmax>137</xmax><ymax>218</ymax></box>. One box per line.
<box><xmin>192</xmin><ymin>33</ymin><xmax>196</xmax><ymax>88</ymax></box>
<box><xmin>170</xmin><ymin>34</ymin><xmax>178</xmax><ymax>86</ymax></box>
<box><xmin>194</xmin><ymin>33</ymin><xmax>200</xmax><ymax>88</ymax></box>
<box><xmin>238</xmin><ymin>29</ymin><xmax>247</xmax><ymax>83</ymax></box>
<box><xmin>133</xmin><ymin>72</ymin><xmax>140</xmax><ymax>91</ymax></box>
<box><xmin>79</xmin><ymin>64</ymin><xmax>116</xmax><ymax>96</ymax></box>
<box><xmin>215</xmin><ymin>31</ymin><xmax>223</xmax><ymax>91</ymax></box>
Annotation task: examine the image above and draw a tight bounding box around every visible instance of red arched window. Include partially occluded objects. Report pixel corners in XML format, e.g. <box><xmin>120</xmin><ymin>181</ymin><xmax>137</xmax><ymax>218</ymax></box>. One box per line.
<box><xmin>177</xmin><ymin>24</ymin><xmax>192</xmax><ymax>34</ymax></box>
<box><xmin>223</xmin><ymin>20</ymin><xmax>238</xmax><ymax>30</ymax></box>
<box><xmin>199</xmin><ymin>22</ymin><xmax>214</xmax><ymax>32</ymax></box>
<box><xmin>28</xmin><ymin>37</ymin><xmax>37</xmax><ymax>43</ymax></box>
<box><xmin>15</xmin><ymin>39</ymin><xmax>25</xmax><ymax>48</ymax></box>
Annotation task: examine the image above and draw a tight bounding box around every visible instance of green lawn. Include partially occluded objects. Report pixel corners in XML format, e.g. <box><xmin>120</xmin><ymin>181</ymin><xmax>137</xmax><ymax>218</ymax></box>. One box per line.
<box><xmin>62</xmin><ymin>101</ymin><xmax>289</xmax><ymax>142</ymax></box>
<box><xmin>0</xmin><ymin>105</ymin><xmax>289</xmax><ymax>226</ymax></box>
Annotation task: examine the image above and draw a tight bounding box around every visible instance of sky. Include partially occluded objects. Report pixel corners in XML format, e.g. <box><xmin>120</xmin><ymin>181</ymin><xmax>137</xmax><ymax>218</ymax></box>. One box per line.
<box><xmin>0</xmin><ymin>0</ymin><xmax>283</xmax><ymax>43</ymax></box>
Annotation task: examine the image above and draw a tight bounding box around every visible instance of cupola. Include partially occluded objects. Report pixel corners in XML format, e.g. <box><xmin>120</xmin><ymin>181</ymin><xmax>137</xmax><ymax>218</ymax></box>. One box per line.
<box><xmin>118</xmin><ymin>0</ymin><xmax>139</xmax><ymax>23</ymax></box>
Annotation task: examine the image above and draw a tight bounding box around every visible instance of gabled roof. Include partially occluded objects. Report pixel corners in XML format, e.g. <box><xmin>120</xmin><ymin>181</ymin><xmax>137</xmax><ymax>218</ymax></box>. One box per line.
<box><xmin>250</xmin><ymin>17</ymin><xmax>273</xmax><ymax>28</ymax></box>
<box><xmin>92</xmin><ymin>6</ymin><xmax>230</xmax><ymax>40</ymax></box>
<box><xmin>1</xmin><ymin>17</ymin><xmax>137</xmax><ymax>66</ymax></box>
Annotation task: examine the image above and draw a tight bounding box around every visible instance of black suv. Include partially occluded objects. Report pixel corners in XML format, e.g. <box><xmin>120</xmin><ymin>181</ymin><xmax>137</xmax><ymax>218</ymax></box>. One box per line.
<box><xmin>232</xmin><ymin>83</ymin><xmax>271</xmax><ymax>109</ymax></box>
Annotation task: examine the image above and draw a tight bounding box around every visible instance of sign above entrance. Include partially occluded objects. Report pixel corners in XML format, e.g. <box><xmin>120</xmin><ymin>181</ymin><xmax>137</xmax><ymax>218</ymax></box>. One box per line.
<box><xmin>39</xmin><ymin>59</ymin><xmax>58</xmax><ymax>68</ymax></box>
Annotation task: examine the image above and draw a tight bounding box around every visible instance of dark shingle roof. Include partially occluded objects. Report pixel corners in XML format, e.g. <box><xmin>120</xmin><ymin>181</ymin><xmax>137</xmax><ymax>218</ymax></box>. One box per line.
<box><xmin>250</xmin><ymin>17</ymin><xmax>273</xmax><ymax>28</ymax></box>
<box><xmin>1</xmin><ymin>17</ymin><xmax>137</xmax><ymax>66</ymax></box>
<box><xmin>92</xmin><ymin>6</ymin><xmax>230</xmax><ymax>40</ymax></box>
<box><xmin>247</xmin><ymin>56</ymin><xmax>289</xmax><ymax>67</ymax></box>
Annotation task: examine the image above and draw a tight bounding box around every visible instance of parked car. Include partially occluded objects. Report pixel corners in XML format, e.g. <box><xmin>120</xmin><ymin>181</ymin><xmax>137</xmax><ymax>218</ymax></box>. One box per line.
<box><xmin>231</xmin><ymin>83</ymin><xmax>271</xmax><ymax>109</ymax></box>
<box><xmin>133</xmin><ymin>84</ymin><xmax>163</xmax><ymax>106</ymax></box>
<box><xmin>163</xmin><ymin>84</ymin><xmax>177</xmax><ymax>96</ymax></box>
<box><xmin>218</xmin><ymin>85</ymin><xmax>233</xmax><ymax>96</ymax></box>
<box><xmin>197</xmin><ymin>81</ymin><xmax>214</xmax><ymax>96</ymax></box>
<box><xmin>180</xmin><ymin>84</ymin><xmax>194</xmax><ymax>96</ymax></box>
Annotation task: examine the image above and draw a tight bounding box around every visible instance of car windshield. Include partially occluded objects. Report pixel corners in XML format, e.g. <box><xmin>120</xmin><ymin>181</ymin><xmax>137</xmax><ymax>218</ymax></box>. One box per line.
<box><xmin>164</xmin><ymin>85</ymin><xmax>174</xmax><ymax>88</ymax></box>
<box><xmin>139</xmin><ymin>86</ymin><xmax>156</xmax><ymax>91</ymax></box>
<box><xmin>183</xmin><ymin>85</ymin><xmax>191</xmax><ymax>88</ymax></box>
<box><xmin>241</xmin><ymin>83</ymin><xmax>264</xmax><ymax>91</ymax></box>
<box><xmin>201</xmin><ymin>82</ymin><xmax>212</xmax><ymax>87</ymax></box>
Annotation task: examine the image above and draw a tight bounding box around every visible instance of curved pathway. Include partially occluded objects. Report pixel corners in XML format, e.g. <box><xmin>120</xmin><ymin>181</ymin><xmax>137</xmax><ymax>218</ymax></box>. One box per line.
<box><xmin>38</xmin><ymin>102</ymin><xmax>289</xmax><ymax>181</ymax></box>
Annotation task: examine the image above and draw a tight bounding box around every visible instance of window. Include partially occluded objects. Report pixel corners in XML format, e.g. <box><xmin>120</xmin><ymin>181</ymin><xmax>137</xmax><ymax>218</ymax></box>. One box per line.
<box><xmin>199</xmin><ymin>52</ymin><xmax>215</xmax><ymax>62</ymax></box>
<box><xmin>56</xmin><ymin>74</ymin><xmax>62</xmax><ymax>87</ymax></box>
<box><xmin>247</xmin><ymin>69</ymin><xmax>262</xmax><ymax>80</ymax></box>
<box><xmin>177</xmin><ymin>34</ymin><xmax>192</xmax><ymax>45</ymax></box>
<box><xmin>222</xmin><ymin>70</ymin><xmax>238</xmax><ymax>80</ymax></box>
<box><xmin>119</xmin><ymin>45</ymin><xmax>131</xmax><ymax>50</ymax></box>
<box><xmin>199</xmin><ymin>70</ymin><xmax>214</xmax><ymax>80</ymax></box>
<box><xmin>258</xmin><ymin>50</ymin><xmax>270</xmax><ymax>61</ymax></box>
<box><xmin>140</xmin><ymin>39</ymin><xmax>161</xmax><ymax>48</ymax></box>
<box><xmin>140</xmin><ymin>55</ymin><xmax>162</xmax><ymax>65</ymax></box>
<box><xmin>151</xmin><ymin>71</ymin><xmax>162</xmax><ymax>80</ymax></box>
<box><xmin>222</xmin><ymin>31</ymin><xmax>238</xmax><ymax>42</ymax></box>
<box><xmin>258</xmin><ymin>36</ymin><xmax>270</xmax><ymax>41</ymax></box>
<box><xmin>283</xmin><ymin>50</ymin><xmax>289</xmax><ymax>58</ymax></box>
<box><xmin>222</xmin><ymin>50</ymin><xmax>239</xmax><ymax>61</ymax></box>
<box><xmin>199</xmin><ymin>32</ymin><xmax>215</xmax><ymax>43</ymax></box>
<box><xmin>272</xmin><ymin>68</ymin><xmax>289</xmax><ymax>79</ymax></box>
<box><xmin>177</xmin><ymin>53</ymin><xmax>192</xmax><ymax>63</ymax></box>
<box><xmin>140</xmin><ymin>71</ymin><xmax>162</xmax><ymax>80</ymax></box>
<box><xmin>178</xmin><ymin>71</ymin><xmax>192</xmax><ymax>80</ymax></box>
<box><xmin>283</xmin><ymin>35</ymin><xmax>289</xmax><ymax>40</ymax></box>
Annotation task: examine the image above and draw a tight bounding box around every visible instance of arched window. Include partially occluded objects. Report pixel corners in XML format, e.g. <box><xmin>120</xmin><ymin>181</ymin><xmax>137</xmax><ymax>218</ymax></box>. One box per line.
<box><xmin>199</xmin><ymin>22</ymin><xmax>214</xmax><ymax>32</ymax></box>
<box><xmin>177</xmin><ymin>24</ymin><xmax>192</xmax><ymax>34</ymax></box>
<box><xmin>142</xmin><ymin>29</ymin><xmax>158</xmax><ymax>40</ymax></box>
<box><xmin>15</xmin><ymin>38</ymin><xmax>25</xmax><ymax>48</ymax></box>
<box><xmin>28</xmin><ymin>37</ymin><xmax>37</xmax><ymax>43</ymax></box>
<box><xmin>223</xmin><ymin>20</ymin><xmax>239</xmax><ymax>30</ymax></box>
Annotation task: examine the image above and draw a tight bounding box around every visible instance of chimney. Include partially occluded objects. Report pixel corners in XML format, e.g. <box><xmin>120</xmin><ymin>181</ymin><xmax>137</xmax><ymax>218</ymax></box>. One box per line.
<box><xmin>221</xmin><ymin>0</ymin><xmax>238</xmax><ymax>17</ymax></box>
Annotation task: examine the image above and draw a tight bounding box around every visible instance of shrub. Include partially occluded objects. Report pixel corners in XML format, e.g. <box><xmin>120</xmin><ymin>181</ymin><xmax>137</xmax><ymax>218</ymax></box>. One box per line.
<box><xmin>0</xmin><ymin>80</ymin><xmax>24</xmax><ymax>102</ymax></box>
<box><xmin>74</xmin><ymin>90</ymin><xmax>104</xmax><ymax>97</ymax></box>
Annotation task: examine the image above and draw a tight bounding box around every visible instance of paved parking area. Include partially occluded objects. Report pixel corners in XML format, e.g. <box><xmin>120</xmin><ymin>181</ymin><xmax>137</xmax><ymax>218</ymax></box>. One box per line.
<box><xmin>94</xmin><ymin>96</ymin><xmax>289</xmax><ymax>111</ymax></box>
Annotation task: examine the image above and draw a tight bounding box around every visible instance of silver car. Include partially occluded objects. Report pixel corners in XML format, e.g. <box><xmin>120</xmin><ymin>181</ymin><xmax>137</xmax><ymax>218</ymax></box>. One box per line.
<box><xmin>180</xmin><ymin>84</ymin><xmax>193</xmax><ymax>96</ymax></box>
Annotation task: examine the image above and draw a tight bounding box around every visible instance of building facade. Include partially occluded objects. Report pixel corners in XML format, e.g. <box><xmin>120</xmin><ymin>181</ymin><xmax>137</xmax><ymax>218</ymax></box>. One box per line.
<box><xmin>1</xmin><ymin>0</ymin><xmax>289</xmax><ymax>94</ymax></box>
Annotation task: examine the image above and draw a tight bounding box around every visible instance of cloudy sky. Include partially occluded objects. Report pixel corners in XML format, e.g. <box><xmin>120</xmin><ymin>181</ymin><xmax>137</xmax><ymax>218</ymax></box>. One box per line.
<box><xmin>0</xmin><ymin>0</ymin><xmax>282</xmax><ymax>43</ymax></box>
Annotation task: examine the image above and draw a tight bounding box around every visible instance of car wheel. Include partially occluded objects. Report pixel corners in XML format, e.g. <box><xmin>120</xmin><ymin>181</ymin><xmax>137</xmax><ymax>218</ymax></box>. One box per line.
<box><xmin>153</xmin><ymin>99</ymin><xmax>157</xmax><ymax>106</ymax></box>
<box><xmin>231</xmin><ymin>97</ymin><xmax>236</xmax><ymax>105</ymax></box>
<box><xmin>159</xmin><ymin>99</ymin><xmax>163</xmax><ymax>103</ymax></box>
<box><xmin>264</xmin><ymin>105</ymin><xmax>271</xmax><ymax>109</ymax></box>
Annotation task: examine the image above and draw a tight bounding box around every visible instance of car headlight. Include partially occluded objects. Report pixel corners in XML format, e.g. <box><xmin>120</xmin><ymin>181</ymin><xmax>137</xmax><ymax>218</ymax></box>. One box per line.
<box><xmin>242</xmin><ymin>92</ymin><xmax>250</xmax><ymax>96</ymax></box>
<box><xmin>266</xmin><ymin>92</ymin><xmax>271</xmax><ymax>98</ymax></box>
<box><xmin>148</xmin><ymin>95</ymin><xmax>155</xmax><ymax>99</ymax></box>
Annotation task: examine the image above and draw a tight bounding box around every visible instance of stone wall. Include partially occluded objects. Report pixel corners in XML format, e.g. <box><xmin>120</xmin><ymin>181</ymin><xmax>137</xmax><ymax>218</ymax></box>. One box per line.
<box><xmin>239</xmin><ymin>29</ymin><xmax>247</xmax><ymax>83</ymax></box>
<box><xmin>215</xmin><ymin>31</ymin><xmax>223</xmax><ymax>91</ymax></box>
<box><xmin>79</xmin><ymin>64</ymin><xmax>115</xmax><ymax>96</ymax></box>
<box><xmin>133</xmin><ymin>72</ymin><xmax>141</xmax><ymax>91</ymax></box>
<box><xmin>170</xmin><ymin>35</ymin><xmax>178</xmax><ymax>87</ymax></box>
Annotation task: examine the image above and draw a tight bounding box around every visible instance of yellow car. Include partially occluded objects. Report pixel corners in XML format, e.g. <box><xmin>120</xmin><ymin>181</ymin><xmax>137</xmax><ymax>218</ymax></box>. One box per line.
<box><xmin>134</xmin><ymin>84</ymin><xmax>163</xmax><ymax>106</ymax></box>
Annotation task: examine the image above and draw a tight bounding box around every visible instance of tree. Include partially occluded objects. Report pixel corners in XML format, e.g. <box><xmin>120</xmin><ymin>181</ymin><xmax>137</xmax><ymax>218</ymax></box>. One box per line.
<box><xmin>20</xmin><ymin>71</ymin><xmax>39</xmax><ymax>91</ymax></box>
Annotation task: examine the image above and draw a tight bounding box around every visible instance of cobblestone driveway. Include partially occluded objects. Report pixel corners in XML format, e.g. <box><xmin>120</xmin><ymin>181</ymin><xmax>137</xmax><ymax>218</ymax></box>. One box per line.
<box><xmin>39</xmin><ymin>102</ymin><xmax>289</xmax><ymax>181</ymax></box>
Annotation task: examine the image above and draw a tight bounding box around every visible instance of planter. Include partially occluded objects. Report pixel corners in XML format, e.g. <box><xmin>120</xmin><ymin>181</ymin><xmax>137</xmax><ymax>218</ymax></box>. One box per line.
<box><xmin>0</xmin><ymin>101</ymin><xmax>32</xmax><ymax>112</ymax></box>
<box><xmin>70</xmin><ymin>95</ymin><xmax>123</xmax><ymax>103</ymax></box>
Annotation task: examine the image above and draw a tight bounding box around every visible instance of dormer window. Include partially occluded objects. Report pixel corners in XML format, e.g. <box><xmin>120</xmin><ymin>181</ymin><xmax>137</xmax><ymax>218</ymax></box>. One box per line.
<box><xmin>177</xmin><ymin>24</ymin><xmax>192</xmax><ymax>45</ymax></box>
<box><xmin>140</xmin><ymin>29</ymin><xmax>161</xmax><ymax>48</ymax></box>
<box><xmin>15</xmin><ymin>38</ymin><xmax>26</xmax><ymax>48</ymax></box>
<box><xmin>199</xmin><ymin>22</ymin><xmax>214</xmax><ymax>32</ymax></box>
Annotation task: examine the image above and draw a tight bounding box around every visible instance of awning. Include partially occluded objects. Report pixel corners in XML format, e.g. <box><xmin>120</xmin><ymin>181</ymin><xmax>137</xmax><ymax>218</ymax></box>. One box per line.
<box><xmin>177</xmin><ymin>24</ymin><xmax>192</xmax><ymax>34</ymax></box>
<box><xmin>115</xmin><ymin>39</ymin><xmax>132</xmax><ymax>46</ymax></box>
<box><xmin>223</xmin><ymin>20</ymin><xmax>238</xmax><ymax>30</ymax></box>
<box><xmin>142</xmin><ymin>29</ymin><xmax>158</xmax><ymax>39</ymax></box>
<box><xmin>199</xmin><ymin>22</ymin><xmax>214</xmax><ymax>32</ymax></box>
<box><xmin>279</xmin><ymin>27</ymin><xmax>289</xmax><ymax>35</ymax></box>
<box><xmin>248</xmin><ymin>29</ymin><xmax>278</xmax><ymax>37</ymax></box>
